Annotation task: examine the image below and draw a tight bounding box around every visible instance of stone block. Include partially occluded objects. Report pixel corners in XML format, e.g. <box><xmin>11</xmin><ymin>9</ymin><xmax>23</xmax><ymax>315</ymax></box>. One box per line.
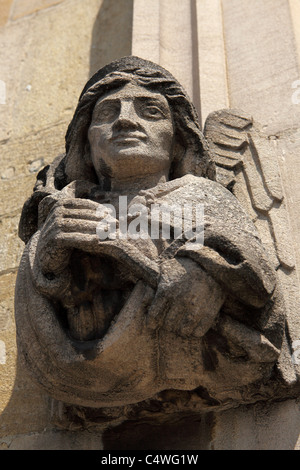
<box><xmin>0</xmin><ymin>0</ymin><xmax>13</xmax><ymax>27</ymax></box>
<box><xmin>0</xmin><ymin>20</ymin><xmax>32</xmax><ymax>142</ymax></box>
<box><xmin>276</xmin><ymin>130</ymin><xmax>300</xmax><ymax>272</ymax></box>
<box><xmin>0</xmin><ymin>0</ymin><xmax>104</xmax><ymax>141</ymax></box>
<box><xmin>159</xmin><ymin>0</ymin><xmax>195</xmax><ymax>108</ymax></box>
<box><xmin>0</xmin><ymin>175</ymin><xmax>37</xmax><ymax>216</ymax></box>
<box><xmin>289</xmin><ymin>0</ymin><xmax>300</xmax><ymax>65</ymax></box>
<box><xmin>0</xmin><ymin>364</ymin><xmax>50</xmax><ymax>437</ymax></box>
<box><xmin>89</xmin><ymin>0</ymin><xmax>133</xmax><ymax>76</ymax></box>
<box><xmin>212</xmin><ymin>400</ymin><xmax>300</xmax><ymax>450</ymax></box>
<box><xmin>0</xmin><ymin>119</ymin><xmax>68</xmax><ymax>178</ymax></box>
<box><xmin>0</xmin><ymin>429</ymin><xmax>103</xmax><ymax>450</ymax></box>
<box><xmin>0</xmin><ymin>215</ymin><xmax>24</xmax><ymax>273</ymax></box>
<box><xmin>222</xmin><ymin>0</ymin><xmax>300</xmax><ymax>135</ymax></box>
<box><xmin>0</xmin><ymin>272</ymin><xmax>17</xmax><ymax>331</ymax></box>
<box><xmin>11</xmin><ymin>0</ymin><xmax>65</xmax><ymax>20</ymax></box>
<box><xmin>0</xmin><ymin>328</ymin><xmax>18</xmax><ymax>424</ymax></box>
<box><xmin>0</xmin><ymin>315</ymin><xmax>50</xmax><ymax>437</ymax></box>
<box><xmin>132</xmin><ymin>0</ymin><xmax>160</xmax><ymax>64</ymax></box>
<box><xmin>196</xmin><ymin>0</ymin><xmax>229</xmax><ymax>123</ymax></box>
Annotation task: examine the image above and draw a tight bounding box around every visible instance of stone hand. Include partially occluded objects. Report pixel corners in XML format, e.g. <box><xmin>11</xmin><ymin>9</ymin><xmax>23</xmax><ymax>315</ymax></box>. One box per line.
<box><xmin>36</xmin><ymin>196</ymin><xmax>160</xmax><ymax>287</ymax></box>
<box><xmin>147</xmin><ymin>257</ymin><xmax>226</xmax><ymax>338</ymax></box>
<box><xmin>36</xmin><ymin>197</ymin><xmax>118</xmax><ymax>274</ymax></box>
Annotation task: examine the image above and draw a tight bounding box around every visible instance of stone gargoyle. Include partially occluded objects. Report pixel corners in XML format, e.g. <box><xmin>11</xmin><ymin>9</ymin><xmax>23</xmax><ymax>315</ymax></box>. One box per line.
<box><xmin>15</xmin><ymin>56</ymin><xmax>296</xmax><ymax>414</ymax></box>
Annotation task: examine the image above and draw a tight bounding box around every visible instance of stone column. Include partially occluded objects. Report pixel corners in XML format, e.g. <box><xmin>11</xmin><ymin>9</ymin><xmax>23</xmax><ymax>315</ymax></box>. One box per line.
<box><xmin>132</xmin><ymin>0</ymin><xmax>300</xmax><ymax>450</ymax></box>
<box><xmin>132</xmin><ymin>0</ymin><xmax>229</xmax><ymax>125</ymax></box>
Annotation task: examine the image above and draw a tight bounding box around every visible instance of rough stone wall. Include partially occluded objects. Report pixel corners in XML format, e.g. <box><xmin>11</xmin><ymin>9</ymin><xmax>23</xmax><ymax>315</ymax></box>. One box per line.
<box><xmin>0</xmin><ymin>0</ymin><xmax>133</xmax><ymax>447</ymax></box>
<box><xmin>0</xmin><ymin>0</ymin><xmax>299</xmax><ymax>450</ymax></box>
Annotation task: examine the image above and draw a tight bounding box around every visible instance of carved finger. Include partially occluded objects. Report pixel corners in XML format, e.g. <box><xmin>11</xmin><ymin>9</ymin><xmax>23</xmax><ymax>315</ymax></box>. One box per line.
<box><xmin>42</xmin><ymin>219</ymin><xmax>101</xmax><ymax>241</ymax></box>
<box><xmin>53</xmin><ymin>232</ymin><xmax>101</xmax><ymax>252</ymax></box>
<box><xmin>62</xmin><ymin>208</ymin><xmax>119</xmax><ymax>226</ymax></box>
<box><xmin>42</xmin><ymin>208</ymin><xmax>118</xmax><ymax>241</ymax></box>
<box><xmin>41</xmin><ymin>198</ymin><xmax>102</xmax><ymax>229</ymax></box>
<box><xmin>38</xmin><ymin>195</ymin><xmax>60</xmax><ymax>226</ymax></box>
<box><xmin>54</xmin><ymin>198</ymin><xmax>101</xmax><ymax>211</ymax></box>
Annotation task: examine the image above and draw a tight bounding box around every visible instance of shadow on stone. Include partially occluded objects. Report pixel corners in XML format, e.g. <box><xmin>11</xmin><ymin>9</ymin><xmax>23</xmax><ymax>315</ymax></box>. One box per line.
<box><xmin>89</xmin><ymin>0</ymin><xmax>133</xmax><ymax>77</ymax></box>
<box><xmin>102</xmin><ymin>413</ymin><xmax>214</xmax><ymax>451</ymax></box>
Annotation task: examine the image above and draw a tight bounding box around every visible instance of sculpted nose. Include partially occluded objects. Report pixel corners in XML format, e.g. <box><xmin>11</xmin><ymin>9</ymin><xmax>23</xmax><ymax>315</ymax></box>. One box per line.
<box><xmin>115</xmin><ymin>101</ymin><xmax>139</xmax><ymax>129</ymax></box>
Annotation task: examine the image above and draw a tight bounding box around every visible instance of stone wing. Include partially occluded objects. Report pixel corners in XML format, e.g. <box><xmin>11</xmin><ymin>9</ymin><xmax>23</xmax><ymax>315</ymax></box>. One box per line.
<box><xmin>204</xmin><ymin>109</ymin><xmax>300</xmax><ymax>384</ymax></box>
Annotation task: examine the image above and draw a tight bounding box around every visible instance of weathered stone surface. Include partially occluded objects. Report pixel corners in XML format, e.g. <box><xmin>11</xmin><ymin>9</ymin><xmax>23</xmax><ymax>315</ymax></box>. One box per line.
<box><xmin>0</xmin><ymin>0</ymin><xmax>111</xmax><ymax>143</ymax></box>
<box><xmin>204</xmin><ymin>108</ymin><xmax>300</xmax><ymax>382</ymax></box>
<box><xmin>0</xmin><ymin>121</ymin><xmax>69</xmax><ymax>216</ymax></box>
<box><xmin>276</xmin><ymin>129</ymin><xmax>300</xmax><ymax>274</ymax></box>
<box><xmin>15</xmin><ymin>58</ymin><xmax>289</xmax><ymax>415</ymax></box>
<box><xmin>0</xmin><ymin>0</ymin><xmax>13</xmax><ymax>27</ymax></box>
<box><xmin>11</xmin><ymin>0</ymin><xmax>65</xmax><ymax>20</ymax></box>
<box><xmin>196</xmin><ymin>0</ymin><xmax>229</xmax><ymax>123</ymax></box>
<box><xmin>0</xmin><ymin>271</ymin><xmax>50</xmax><ymax>437</ymax></box>
<box><xmin>0</xmin><ymin>19</ymin><xmax>31</xmax><ymax>142</ymax></box>
<box><xmin>1</xmin><ymin>429</ymin><xmax>103</xmax><ymax>450</ymax></box>
<box><xmin>0</xmin><ymin>215</ymin><xmax>24</xmax><ymax>273</ymax></box>
<box><xmin>0</xmin><ymin>273</ymin><xmax>17</xmax><ymax>331</ymax></box>
<box><xmin>222</xmin><ymin>0</ymin><xmax>300</xmax><ymax>135</ymax></box>
<box><xmin>212</xmin><ymin>399</ymin><xmax>300</xmax><ymax>450</ymax></box>
<box><xmin>0</xmin><ymin>332</ymin><xmax>16</xmax><ymax>410</ymax></box>
<box><xmin>290</xmin><ymin>0</ymin><xmax>300</xmax><ymax>66</ymax></box>
<box><xmin>0</xmin><ymin>177</ymin><xmax>39</xmax><ymax>217</ymax></box>
<box><xmin>0</xmin><ymin>364</ymin><xmax>50</xmax><ymax>438</ymax></box>
<box><xmin>132</xmin><ymin>0</ymin><xmax>200</xmax><ymax>116</ymax></box>
<box><xmin>132</xmin><ymin>0</ymin><xmax>160</xmax><ymax>63</ymax></box>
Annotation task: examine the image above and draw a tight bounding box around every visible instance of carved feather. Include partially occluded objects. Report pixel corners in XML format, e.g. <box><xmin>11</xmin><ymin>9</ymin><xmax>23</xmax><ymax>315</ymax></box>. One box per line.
<box><xmin>204</xmin><ymin>108</ymin><xmax>300</xmax><ymax>383</ymax></box>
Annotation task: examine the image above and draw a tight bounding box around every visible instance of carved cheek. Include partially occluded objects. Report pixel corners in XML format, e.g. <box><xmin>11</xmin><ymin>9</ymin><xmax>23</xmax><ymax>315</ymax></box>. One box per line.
<box><xmin>88</xmin><ymin>125</ymin><xmax>111</xmax><ymax>153</ymax></box>
<box><xmin>87</xmin><ymin>125</ymin><xmax>97</xmax><ymax>150</ymax></box>
<box><xmin>152</xmin><ymin>122</ymin><xmax>174</xmax><ymax>152</ymax></box>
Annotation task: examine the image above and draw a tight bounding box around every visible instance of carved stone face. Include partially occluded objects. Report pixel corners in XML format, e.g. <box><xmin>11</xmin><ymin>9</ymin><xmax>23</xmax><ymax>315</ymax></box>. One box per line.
<box><xmin>88</xmin><ymin>82</ymin><xmax>175</xmax><ymax>182</ymax></box>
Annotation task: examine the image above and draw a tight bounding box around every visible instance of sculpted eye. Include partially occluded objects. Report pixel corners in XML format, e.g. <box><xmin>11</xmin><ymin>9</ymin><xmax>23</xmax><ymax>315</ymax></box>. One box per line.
<box><xmin>92</xmin><ymin>101</ymin><xmax>119</xmax><ymax>123</ymax></box>
<box><xmin>101</xmin><ymin>108</ymin><xmax>114</xmax><ymax>119</ymax></box>
<box><xmin>142</xmin><ymin>105</ymin><xmax>165</xmax><ymax>119</ymax></box>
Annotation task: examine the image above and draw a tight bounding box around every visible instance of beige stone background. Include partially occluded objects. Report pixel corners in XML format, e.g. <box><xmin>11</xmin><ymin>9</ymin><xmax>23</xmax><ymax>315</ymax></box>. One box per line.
<box><xmin>0</xmin><ymin>0</ymin><xmax>300</xmax><ymax>449</ymax></box>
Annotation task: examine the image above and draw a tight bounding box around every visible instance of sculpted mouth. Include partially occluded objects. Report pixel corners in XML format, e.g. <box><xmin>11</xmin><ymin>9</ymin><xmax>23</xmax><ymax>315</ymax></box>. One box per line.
<box><xmin>112</xmin><ymin>132</ymin><xmax>147</xmax><ymax>145</ymax></box>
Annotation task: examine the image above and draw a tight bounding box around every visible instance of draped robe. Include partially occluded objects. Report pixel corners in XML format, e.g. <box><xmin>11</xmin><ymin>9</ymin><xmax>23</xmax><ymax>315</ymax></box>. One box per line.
<box><xmin>15</xmin><ymin>173</ymin><xmax>284</xmax><ymax>407</ymax></box>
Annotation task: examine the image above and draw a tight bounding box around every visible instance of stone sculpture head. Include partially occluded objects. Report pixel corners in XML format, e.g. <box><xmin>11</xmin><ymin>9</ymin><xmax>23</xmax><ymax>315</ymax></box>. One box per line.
<box><xmin>87</xmin><ymin>81</ymin><xmax>175</xmax><ymax>188</ymax></box>
<box><xmin>19</xmin><ymin>56</ymin><xmax>215</xmax><ymax>245</ymax></box>
<box><xmin>55</xmin><ymin>56</ymin><xmax>215</xmax><ymax>191</ymax></box>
